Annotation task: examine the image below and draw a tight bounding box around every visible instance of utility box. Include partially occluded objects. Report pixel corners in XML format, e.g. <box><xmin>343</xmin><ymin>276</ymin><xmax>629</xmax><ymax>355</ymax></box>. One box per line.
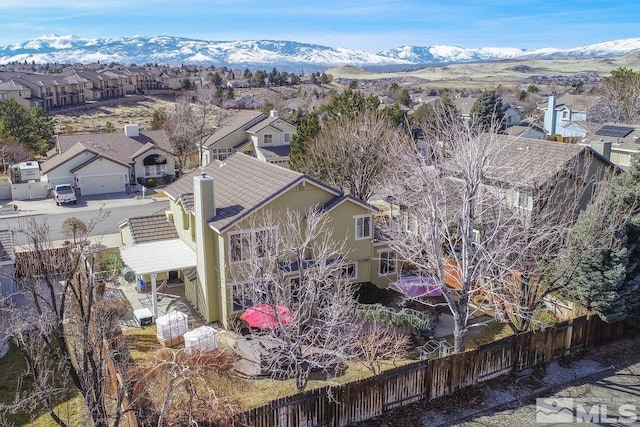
<box><xmin>133</xmin><ymin>308</ymin><xmax>154</xmax><ymax>327</ymax></box>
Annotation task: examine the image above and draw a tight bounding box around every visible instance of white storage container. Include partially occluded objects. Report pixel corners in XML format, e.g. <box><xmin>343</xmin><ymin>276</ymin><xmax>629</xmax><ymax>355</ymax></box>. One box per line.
<box><xmin>155</xmin><ymin>311</ymin><xmax>188</xmax><ymax>346</ymax></box>
<box><xmin>184</xmin><ymin>325</ymin><xmax>218</xmax><ymax>354</ymax></box>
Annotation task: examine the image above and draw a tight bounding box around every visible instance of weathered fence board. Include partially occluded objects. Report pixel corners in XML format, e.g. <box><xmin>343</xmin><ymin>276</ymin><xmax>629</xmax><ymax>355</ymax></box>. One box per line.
<box><xmin>230</xmin><ymin>315</ymin><xmax>632</xmax><ymax>427</ymax></box>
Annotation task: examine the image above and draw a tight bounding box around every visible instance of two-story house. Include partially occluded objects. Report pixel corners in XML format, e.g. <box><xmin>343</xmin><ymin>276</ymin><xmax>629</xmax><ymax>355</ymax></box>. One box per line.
<box><xmin>119</xmin><ymin>153</ymin><xmax>398</xmax><ymax>326</ymax></box>
<box><xmin>543</xmin><ymin>95</ymin><xmax>588</xmax><ymax>139</ymax></box>
<box><xmin>202</xmin><ymin>110</ymin><xmax>296</xmax><ymax>168</ymax></box>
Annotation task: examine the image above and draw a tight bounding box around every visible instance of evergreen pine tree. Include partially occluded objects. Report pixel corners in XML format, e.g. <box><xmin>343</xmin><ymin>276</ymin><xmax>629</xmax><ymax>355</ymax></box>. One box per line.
<box><xmin>560</xmin><ymin>159</ymin><xmax>640</xmax><ymax>321</ymax></box>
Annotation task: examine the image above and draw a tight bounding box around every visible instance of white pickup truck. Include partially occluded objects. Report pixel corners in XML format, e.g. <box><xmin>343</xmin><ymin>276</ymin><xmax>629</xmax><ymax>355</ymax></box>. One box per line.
<box><xmin>53</xmin><ymin>184</ymin><xmax>77</xmax><ymax>205</ymax></box>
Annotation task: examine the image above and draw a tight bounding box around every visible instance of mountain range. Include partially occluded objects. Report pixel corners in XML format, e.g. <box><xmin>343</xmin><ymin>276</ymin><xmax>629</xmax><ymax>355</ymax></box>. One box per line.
<box><xmin>1</xmin><ymin>35</ymin><xmax>640</xmax><ymax>71</ymax></box>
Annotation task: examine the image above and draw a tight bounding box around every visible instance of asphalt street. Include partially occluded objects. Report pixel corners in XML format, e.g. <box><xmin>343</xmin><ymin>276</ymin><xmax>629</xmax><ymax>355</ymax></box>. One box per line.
<box><xmin>0</xmin><ymin>193</ymin><xmax>169</xmax><ymax>246</ymax></box>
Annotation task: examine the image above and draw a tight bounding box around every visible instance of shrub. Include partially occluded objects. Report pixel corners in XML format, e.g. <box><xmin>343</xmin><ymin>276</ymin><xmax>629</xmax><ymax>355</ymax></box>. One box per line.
<box><xmin>145</xmin><ymin>177</ymin><xmax>157</xmax><ymax>188</ymax></box>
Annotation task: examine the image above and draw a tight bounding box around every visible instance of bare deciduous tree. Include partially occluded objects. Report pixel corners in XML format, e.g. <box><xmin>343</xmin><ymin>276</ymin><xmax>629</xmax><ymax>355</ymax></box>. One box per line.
<box><xmin>588</xmin><ymin>67</ymin><xmax>640</xmax><ymax>124</ymax></box>
<box><xmin>355</xmin><ymin>323</ymin><xmax>410</xmax><ymax>375</ymax></box>
<box><xmin>0</xmin><ymin>214</ymin><xmax>132</xmax><ymax>427</ymax></box>
<box><xmin>230</xmin><ymin>208</ymin><xmax>363</xmax><ymax>393</ymax></box>
<box><xmin>382</xmin><ymin>116</ymin><xmax>615</xmax><ymax>351</ymax></box>
<box><xmin>130</xmin><ymin>349</ymin><xmax>238</xmax><ymax>426</ymax></box>
<box><xmin>0</xmin><ymin>140</ymin><xmax>33</xmax><ymax>173</ymax></box>
<box><xmin>163</xmin><ymin>96</ymin><xmax>199</xmax><ymax>174</ymax></box>
<box><xmin>297</xmin><ymin>109</ymin><xmax>410</xmax><ymax>202</ymax></box>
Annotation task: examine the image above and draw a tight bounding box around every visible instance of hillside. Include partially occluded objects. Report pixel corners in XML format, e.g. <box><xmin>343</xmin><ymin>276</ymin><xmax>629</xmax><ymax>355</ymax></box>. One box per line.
<box><xmin>327</xmin><ymin>53</ymin><xmax>640</xmax><ymax>89</ymax></box>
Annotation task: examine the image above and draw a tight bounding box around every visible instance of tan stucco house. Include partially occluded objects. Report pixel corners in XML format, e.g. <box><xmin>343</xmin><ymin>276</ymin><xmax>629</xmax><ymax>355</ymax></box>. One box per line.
<box><xmin>41</xmin><ymin>124</ymin><xmax>174</xmax><ymax>195</ymax></box>
<box><xmin>202</xmin><ymin>110</ymin><xmax>296</xmax><ymax>168</ymax></box>
<box><xmin>119</xmin><ymin>153</ymin><xmax>398</xmax><ymax>326</ymax></box>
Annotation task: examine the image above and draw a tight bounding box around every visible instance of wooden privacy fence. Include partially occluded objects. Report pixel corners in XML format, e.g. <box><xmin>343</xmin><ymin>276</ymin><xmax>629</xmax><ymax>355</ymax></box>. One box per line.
<box><xmin>235</xmin><ymin>314</ymin><xmax>630</xmax><ymax>427</ymax></box>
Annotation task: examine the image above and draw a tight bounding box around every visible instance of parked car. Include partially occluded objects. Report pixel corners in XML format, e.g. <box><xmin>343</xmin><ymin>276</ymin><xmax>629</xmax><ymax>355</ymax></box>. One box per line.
<box><xmin>53</xmin><ymin>184</ymin><xmax>77</xmax><ymax>205</ymax></box>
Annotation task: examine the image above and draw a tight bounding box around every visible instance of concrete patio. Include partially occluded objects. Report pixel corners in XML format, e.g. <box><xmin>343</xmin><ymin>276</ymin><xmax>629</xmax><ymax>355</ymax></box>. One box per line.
<box><xmin>104</xmin><ymin>277</ymin><xmax>205</xmax><ymax>330</ymax></box>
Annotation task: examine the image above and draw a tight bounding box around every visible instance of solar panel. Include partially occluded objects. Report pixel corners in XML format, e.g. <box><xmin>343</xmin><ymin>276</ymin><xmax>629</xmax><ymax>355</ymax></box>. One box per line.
<box><xmin>595</xmin><ymin>125</ymin><xmax>634</xmax><ymax>138</ymax></box>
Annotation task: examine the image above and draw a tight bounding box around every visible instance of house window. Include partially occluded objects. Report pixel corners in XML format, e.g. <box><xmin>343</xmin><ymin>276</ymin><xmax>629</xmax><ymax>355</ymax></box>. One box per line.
<box><xmin>517</xmin><ymin>191</ymin><xmax>533</xmax><ymax>211</ymax></box>
<box><xmin>229</xmin><ymin>282</ymin><xmax>254</xmax><ymax>313</ymax></box>
<box><xmin>378</xmin><ymin>250</ymin><xmax>396</xmax><ymax>276</ymax></box>
<box><xmin>264</xmin><ymin>134</ymin><xmax>273</xmax><ymax>145</ymax></box>
<box><xmin>228</xmin><ymin>228</ymin><xmax>277</xmax><ymax>263</ymax></box>
<box><xmin>143</xmin><ymin>154</ymin><xmax>167</xmax><ymax>177</ymax></box>
<box><xmin>213</xmin><ymin>147</ymin><xmax>234</xmax><ymax>161</ymax></box>
<box><xmin>284</xmin><ymin>133</ymin><xmax>291</xmax><ymax>144</ymax></box>
<box><xmin>341</xmin><ymin>262</ymin><xmax>357</xmax><ymax>281</ymax></box>
<box><xmin>354</xmin><ymin>215</ymin><xmax>372</xmax><ymax>240</ymax></box>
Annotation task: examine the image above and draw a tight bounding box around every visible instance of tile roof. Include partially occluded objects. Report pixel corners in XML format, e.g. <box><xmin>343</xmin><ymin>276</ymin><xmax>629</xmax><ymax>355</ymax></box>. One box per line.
<box><xmin>481</xmin><ymin>134</ymin><xmax>593</xmax><ymax>187</ymax></box>
<box><xmin>164</xmin><ymin>152</ymin><xmax>307</xmax><ymax>232</ymax></box>
<box><xmin>203</xmin><ymin>110</ymin><xmax>267</xmax><ymax>148</ymax></box>
<box><xmin>125</xmin><ymin>214</ymin><xmax>179</xmax><ymax>244</ymax></box>
<box><xmin>70</xmin><ymin>154</ymin><xmax>130</xmax><ymax>173</ymax></box>
<box><xmin>41</xmin><ymin>142</ymin><xmax>96</xmax><ymax>174</ymax></box>
<box><xmin>43</xmin><ymin>129</ymin><xmax>171</xmax><ymax>174</ymax></box>
<box><xmin>0</xmin><ymin>229</ymin><xmax>15</xmax><ymax>262</ymax></box>
<box><xmin>257</xmin><ymin>145</ymin><xmax>291</xmax><ymax>158</ymax></box>
<box><xmin>246</xmin><ymin>116</ymin><xmax>282</xmax><ymax>133</ymax></box>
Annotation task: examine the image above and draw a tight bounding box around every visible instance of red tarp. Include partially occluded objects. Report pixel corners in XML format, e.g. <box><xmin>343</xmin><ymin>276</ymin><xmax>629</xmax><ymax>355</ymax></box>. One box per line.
<box><xmin>241</xmin><ymin>304</ymin><xmax>294</xmax><ymax>329</ymax></box>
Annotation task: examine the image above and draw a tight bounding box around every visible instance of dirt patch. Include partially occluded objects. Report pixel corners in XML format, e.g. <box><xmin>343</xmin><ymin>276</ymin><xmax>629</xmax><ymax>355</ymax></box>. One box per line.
<box><xmin>52</xmin><ymin>97</ymin><xmax>178</xmax><ymax>134</ymax></box>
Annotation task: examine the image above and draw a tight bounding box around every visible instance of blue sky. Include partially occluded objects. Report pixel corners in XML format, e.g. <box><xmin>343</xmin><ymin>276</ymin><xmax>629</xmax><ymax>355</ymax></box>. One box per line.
<box><xmin>0</xmin><ymin>0</ymin><xmax>638</xmax><ymax>52</ymax></box>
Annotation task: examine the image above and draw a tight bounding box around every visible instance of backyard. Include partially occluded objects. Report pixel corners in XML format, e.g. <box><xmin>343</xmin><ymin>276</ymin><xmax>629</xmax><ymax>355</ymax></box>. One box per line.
<box><xmin>0</xmin><ymin>275</ymin><xmax>525</xmax><ymax>426</ymax></box>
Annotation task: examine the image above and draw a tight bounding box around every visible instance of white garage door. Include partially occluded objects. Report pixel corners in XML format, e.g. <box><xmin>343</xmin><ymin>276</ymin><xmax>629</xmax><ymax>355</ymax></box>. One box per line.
<box><xmin>79</xmin><ymin>173</ymin><xmax>125</xmax><ymax>196</ymax></box>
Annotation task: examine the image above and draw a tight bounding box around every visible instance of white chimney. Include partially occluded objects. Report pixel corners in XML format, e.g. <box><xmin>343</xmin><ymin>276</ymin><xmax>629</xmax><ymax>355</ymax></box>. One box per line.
<box><xmin>193</xmin><ymin>172</ymin><xmax>217</xmax><ymax>323</ymax></box>
<box><xmin>124</xmin><ymin>123</ymin><xmax>139</xmax><ymax>137</ymax></box>
<box><xmin>270</xmin><ymin>109</ymin><xmax>278</xmax><ymax>118</ymax></box>
<box><xmin>544</xmin><ymin>96</ymin><xmax>556</xmax><ymax>136</ymax></box>
<box><xmin>194</xmin><ymin>172</ymin><xmax>215</xmax><ymax>222</ymax></box>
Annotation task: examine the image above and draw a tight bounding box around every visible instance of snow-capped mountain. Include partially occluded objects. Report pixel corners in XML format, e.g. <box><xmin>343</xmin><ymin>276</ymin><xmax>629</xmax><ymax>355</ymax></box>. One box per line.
<box><xmin>379</xmin><ymin>38</ymin><xmax>640</xmax><ymax>63</ymax></box>
<box><xmin>0</xmin><ymin>35</ymin><xmax>412</xmax><ymax>70</ymax></box>
<box><xmin>1</xmin><ymin>35</ymin><xmax>640</xmax><ymax>69</ymax></box>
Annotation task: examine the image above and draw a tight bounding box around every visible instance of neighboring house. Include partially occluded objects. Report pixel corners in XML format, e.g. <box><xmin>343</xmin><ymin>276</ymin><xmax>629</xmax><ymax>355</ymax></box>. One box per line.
<box><xmin>41</xmin><ymin>124</ymin><xmax>174</xmax><ymax>195</ymax></box>
<box><xmin>505</xmin><ymin>123</ymin><xmax>546</xmax><ymax>140</ymax></box>
<box><xmin>0</xmin><ymin>72</ymin><xmax>87</xmax><ymax>110</ymax></box>
<box><xmin>202</xmin><ymin>110</ymin><xmax>296</xmax><ymax>169</ymax></box>
<box><xmin>452</xmin><ymin>97</ymin><xmax>475</xmax><ymax>121</ymax></box>
<box><xmin>227</xmin><ymin>80</ymin><xmax>250</xmax><ymax>88</ymax></box>
<box><xmin>485</xmin><ymin>135</ymin><xmax>615</xmax><ymax>219</ymax></box>
<box><xmin>543</xmin><ymin>95</ymin><xmax>588</xmax><ymax>138</ymax></box>
<box><xmin>400</xmin><ymin>135</ymin><xmax>617</xmax><ymax>231</ymax></box>
<box><xmin>119</xmin><ymin>153</ymin><xmax>398</xmax><ymax>326</ymax></box>
<box><xmin>0</xmin><ymin>80</ymin><xmax>34</xmax><ymax>110</ymax></box>
<box><xmin>500</xmin><ymin>105</ymin><xmax>522</xmax><ymax>128</ymax></box>
<box><xmin>583</xmin><ymin>123</ymin><xmax>640</xmax><ymax>169</ymax></box>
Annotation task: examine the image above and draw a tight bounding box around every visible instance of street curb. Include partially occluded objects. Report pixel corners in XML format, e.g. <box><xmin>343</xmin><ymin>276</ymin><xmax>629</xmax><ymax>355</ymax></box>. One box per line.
<box><xmin>434</xmin><ymin>365</ymin><xmax>616</xmax><ymax>427</ymax></box>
